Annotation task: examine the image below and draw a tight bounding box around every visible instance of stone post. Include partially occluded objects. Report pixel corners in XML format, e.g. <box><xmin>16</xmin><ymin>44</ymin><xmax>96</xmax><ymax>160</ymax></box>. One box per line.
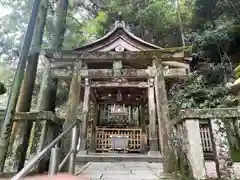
<box><xmin>79</xmin><ymin>78</ymin><xmax>90</xmax><ymax>153</ymax></box>
<box><xmin>210</xmin><ymin>118</ymin><xmax>234</xmax><ymax>179</ymax></box>
<box><xmin>184</xmin><ymin>119</ymin><xmax>206</xmax><ymax>179</ymax></box>
<box><xmin>147</xmin><ymin>77</ymin><xmax>158</xmax><ymax>155</ymax></box>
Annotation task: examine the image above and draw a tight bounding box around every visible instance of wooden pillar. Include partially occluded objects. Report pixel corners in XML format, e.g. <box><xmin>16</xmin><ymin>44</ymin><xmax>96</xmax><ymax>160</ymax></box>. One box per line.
<box><xmin>148</xmin><ymin>77</ymin><xmax>158</xmax><ymax>154</ymax></box>
<box><xmin>113</xmin><ymin>60</ymin><xmax>122</xmax><ymax>76</ymax></box>
<box><xmin>153</xmin><ymin>60</ymin><xmax>163</xmax><ymax>154</ymax></box>
<box><xmin>89</xmin><ymin>103</ymin><xmax>98</xmax><ymax>152</ymax></box>
<box><xmin>152</xmin><ymin>57</ymin><xmax>172</xmax><ymax>172</ymax></box>
<box><xmin>79</xmin><ymin>78</ymin><xmax>90</xmax><ymax>152</ymax></box>
<box><xmin>37</xmin><ymin>63</ymin><xmax>58</xmax><ymax>112</ymax></box>
<box><xmin>140</xmin><ymin>105</ymin><xmax>147</xmax><ymax>153</ymax></box>
<box><xmin>61</xmin><ymin>60</ymin><xmax>82</xmax><ymax>171</ymax></box>
<box><xmin>36</xmin><ymin>63</ymin><xmax>58</xmax><ymax>173</ymax></box>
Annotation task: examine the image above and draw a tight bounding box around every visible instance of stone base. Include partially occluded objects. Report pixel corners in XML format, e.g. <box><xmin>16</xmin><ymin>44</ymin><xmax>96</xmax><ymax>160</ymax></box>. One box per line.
<box><xmin>148</xmin><ymin>151</ymin><xmax>161</xmax><ymax>156</ymax></box>
<box><xmin>77</xmin><ymin>150</ymin><xmax>88</xmax><ymax>155</ymax></box>
<box><xmin>76</xmin><ymin>152</ymin><xmax>163</xmax><ymax>164</ymax></box>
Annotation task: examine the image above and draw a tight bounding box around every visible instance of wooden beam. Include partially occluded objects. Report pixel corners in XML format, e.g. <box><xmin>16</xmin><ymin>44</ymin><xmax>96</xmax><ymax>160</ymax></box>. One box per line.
<box><xmin>13</xmin><ymin>111</ymin><xmax>63</xmax><ymax>124</ymax></box>
<box><xmin>98</xmin><ymin>100</ymin><xmax>145</xmax><ymax>106</ymax></box>
<box><xmin>50</xmin><ymin>68</ymin><xmax>188</xmax><ymax>79</ymax></box>
<box><xmin>50</xmin><ymin>69</ymin><xmax>148</xmax><ymax>79</ymax></box>
<box><xmin>44</xmin><ymin>50</ymin><xmax>190</xmax><ymax>63</ymax></box>
<box><xmin>90</xmin><ymin>81</ymin><xmax>148</xmax><ymax>88</ymax></box>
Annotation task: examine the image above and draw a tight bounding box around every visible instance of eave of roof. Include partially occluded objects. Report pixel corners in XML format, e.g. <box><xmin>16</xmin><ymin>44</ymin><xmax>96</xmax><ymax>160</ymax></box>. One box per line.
<box><xmin>73</xmin><ymin>21</ymin><xmax>163</xmax><ymax>51</ymax></box>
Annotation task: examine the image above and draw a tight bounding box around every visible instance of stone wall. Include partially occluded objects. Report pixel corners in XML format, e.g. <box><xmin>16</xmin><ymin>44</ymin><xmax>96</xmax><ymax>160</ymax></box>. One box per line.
<box><xmin>170</xmin><ymin>107</ymin><xmax>240</xmax><ymax>179</ymax></box>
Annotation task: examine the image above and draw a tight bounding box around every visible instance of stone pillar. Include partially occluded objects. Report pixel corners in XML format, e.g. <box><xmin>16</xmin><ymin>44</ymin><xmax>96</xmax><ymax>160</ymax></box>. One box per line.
<box><xmin>148</xmin><ymin>78</ymin><xmax>158</xmax><ymax>155</ymax></box>
<box><xmin>184</xmin><ymin>120</ymin><xmax>206</xmax><ymax>179</ymax></box>
<box><xmin>79</xmin><ymin>78</ymin><xmax>90</xmax><ymax>153</ymax></box>
<box><xmin>89</xmin><ymin>103</ymin><xmax>98</xmax><ymax>152</ymax></box>
<box><xmin>210</xmin><ymin>118</ymin><xmax>234</xmax><ymax>179</ymax></box>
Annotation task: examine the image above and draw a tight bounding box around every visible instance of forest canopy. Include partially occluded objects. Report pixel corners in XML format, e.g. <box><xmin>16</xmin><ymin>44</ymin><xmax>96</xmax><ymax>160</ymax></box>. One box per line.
<box><xmin>0</xmin><ymin>0</ymin><xmax>240</xmax><ymax>109</ymax></box>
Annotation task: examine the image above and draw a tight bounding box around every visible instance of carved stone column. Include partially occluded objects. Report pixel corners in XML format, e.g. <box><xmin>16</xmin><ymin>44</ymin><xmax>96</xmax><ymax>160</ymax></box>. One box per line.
<box><xmin>79</xmin><ymin>78</ymin><xmax>90</xmax><ymax>153</ymax></box>
<box><xmin>148</xmin><ymin>77</ymin><xmax>158</xmax><ymax>155</ymax></box>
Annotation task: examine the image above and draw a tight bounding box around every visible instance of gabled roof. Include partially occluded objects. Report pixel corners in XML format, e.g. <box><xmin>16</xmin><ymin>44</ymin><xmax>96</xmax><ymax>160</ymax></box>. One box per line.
<box><xmin>73</xmin><ymin>21</ymin><xmax>163</xmax><ymax>52</ymax></box>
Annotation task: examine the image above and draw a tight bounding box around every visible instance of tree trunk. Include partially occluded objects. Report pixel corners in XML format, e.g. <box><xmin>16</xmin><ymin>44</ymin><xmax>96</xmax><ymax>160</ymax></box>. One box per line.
<box><xmin>8</xmin><ymin>0</ymin><xmax>50</xmax><ymax>171</ymax></box>
<box><xmin>50</xmin><ymin>0</ymin><xmax>68</xmax><ymax>51</ymax></box>
<box><xmin>0</xmin><ymin>0</ymin><xmax>41</xmax><ymax>171</ymax></box>
<box><xmin>35</xmin><ymin>0</ymin><xmax>69</xmax><ymax>172</ymax></box>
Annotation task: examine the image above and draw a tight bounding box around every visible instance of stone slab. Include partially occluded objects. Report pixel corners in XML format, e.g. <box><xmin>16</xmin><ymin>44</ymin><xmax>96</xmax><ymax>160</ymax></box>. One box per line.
<box><xmin>77</xmin><ymin>162</ymin><xmax>164</xmax><ymax>180</ymax></box>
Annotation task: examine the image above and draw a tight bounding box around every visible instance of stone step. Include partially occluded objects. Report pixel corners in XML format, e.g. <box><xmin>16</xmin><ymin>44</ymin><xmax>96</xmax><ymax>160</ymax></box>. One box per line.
<box><xmin>76</xmin><ymin>152</ymin><xmax>163</xmax><ymax>164</ymax></box>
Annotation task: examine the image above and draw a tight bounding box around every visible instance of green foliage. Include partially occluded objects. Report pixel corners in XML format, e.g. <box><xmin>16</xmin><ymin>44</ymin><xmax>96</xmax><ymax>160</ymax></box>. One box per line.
<box><xmin>0</xmin><ymin>0</ymin><xmax>240</xmax><ymax>110</ymax></box>
<box><xmin>169</xmin><ymin>64</ymin><xmax>237</xmax><ymax>118</ymax></box>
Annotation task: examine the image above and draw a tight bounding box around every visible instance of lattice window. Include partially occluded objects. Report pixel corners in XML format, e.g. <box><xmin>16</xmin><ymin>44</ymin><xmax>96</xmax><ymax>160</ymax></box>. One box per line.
<box><xmin>96</xmin><ymin>127</ymin><xmax>142</xmax><ymax>152</ymax></box>
<box><xmin>199</xmin><ymin>121</ymin><xmax>213</xmax><ymax>152</ymax></box>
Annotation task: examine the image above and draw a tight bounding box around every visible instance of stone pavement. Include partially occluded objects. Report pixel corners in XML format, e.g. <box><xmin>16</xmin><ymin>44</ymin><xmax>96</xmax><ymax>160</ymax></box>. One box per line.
<box><xmin>77</xmin><ymin>162</ymin><xmax>167</xmax><ymax>180</ymax></box>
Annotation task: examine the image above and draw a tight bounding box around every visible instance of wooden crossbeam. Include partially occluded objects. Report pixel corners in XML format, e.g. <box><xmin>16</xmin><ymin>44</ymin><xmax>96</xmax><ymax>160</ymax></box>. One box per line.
<box><xmin>90</xmin><ymin>81</ymin><xmax>148</xmax><ymax>88</ymax></box>
<box><xmin>50</xmin><ymin>68</ymin><xmax>188</xmax><ymax>79</ymax></box>
<box><xmin>44</xmin><ymin>49</ymin><xmax>190</xmax><ymax>63</ymax></box>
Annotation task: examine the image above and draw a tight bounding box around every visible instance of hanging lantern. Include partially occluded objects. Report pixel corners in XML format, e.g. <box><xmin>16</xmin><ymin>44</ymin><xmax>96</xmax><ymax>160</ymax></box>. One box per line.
<box><xmin>116</xmin><ymin>89</ymin><xmax>122</xmax><ymax>102</ymax></box>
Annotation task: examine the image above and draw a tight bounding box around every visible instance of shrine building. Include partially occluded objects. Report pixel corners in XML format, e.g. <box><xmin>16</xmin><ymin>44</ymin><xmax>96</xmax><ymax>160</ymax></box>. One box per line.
<box><xmin>44</xmin><ymin>21</ymin><xmax>191</xmax><ymax>155</ymax></box>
